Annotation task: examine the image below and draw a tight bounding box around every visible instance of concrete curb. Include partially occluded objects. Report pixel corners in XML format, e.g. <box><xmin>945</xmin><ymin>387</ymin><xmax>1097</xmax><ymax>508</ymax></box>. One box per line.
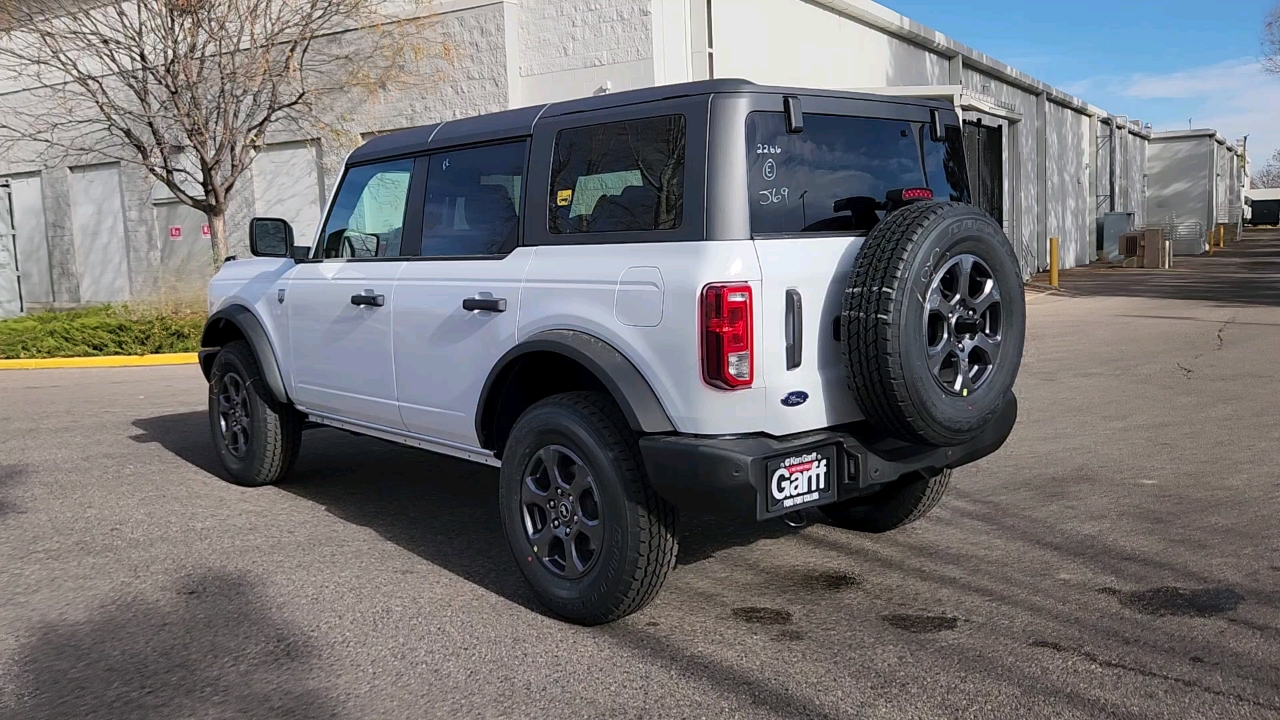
<box><xmin>0</xmin><ymin>352</ymin><xmax>199</xmax><ymax>370</ymax></box>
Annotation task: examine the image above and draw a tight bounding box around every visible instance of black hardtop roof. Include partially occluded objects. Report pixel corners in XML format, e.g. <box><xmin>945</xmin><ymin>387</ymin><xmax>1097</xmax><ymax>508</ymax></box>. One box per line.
<box><xmin>346</xmin><ymin>78</ymin><xmax>953</xmax><ymax>165</ymax></box>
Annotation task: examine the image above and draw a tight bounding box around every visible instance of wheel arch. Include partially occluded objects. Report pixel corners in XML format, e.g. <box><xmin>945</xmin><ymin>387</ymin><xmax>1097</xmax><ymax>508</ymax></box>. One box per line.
<box><xmin>477</xmin><ymin>330</ymin><xmax>675</xmax><ymax>458</ymax></box>
<box><xmin>200</xmin><ymin>304</ymin><xmax>290</xmax><ymax>405</ymax></box>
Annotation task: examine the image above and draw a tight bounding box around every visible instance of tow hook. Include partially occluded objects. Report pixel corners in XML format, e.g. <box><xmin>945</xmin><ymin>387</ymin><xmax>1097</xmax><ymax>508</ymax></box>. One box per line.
<box><xmin>781</xmin><ymin>510</ymin><xmax>808</xmax><ymax>528</ymax></box>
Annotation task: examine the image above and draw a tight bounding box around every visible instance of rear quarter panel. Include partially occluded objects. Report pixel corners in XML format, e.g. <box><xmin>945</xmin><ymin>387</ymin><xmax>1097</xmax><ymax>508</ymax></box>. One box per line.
<box><xmin>519</xmin><ymin>242</ymin><xmax>767</xmax><ymax>435</ymax></box>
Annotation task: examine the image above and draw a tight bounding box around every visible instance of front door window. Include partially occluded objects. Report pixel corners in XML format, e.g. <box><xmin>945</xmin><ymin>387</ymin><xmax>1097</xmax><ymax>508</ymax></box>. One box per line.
<box><xmin>318</xmin><ymin>159</ymin><xmax>414</xmax><ymax>258</ymax></box>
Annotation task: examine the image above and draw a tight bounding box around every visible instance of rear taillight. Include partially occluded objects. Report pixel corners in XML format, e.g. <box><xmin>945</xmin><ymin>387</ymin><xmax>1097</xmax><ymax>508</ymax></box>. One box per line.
<box><xmin>901</xmin><ymin>187</ymin><xmax>933</xmax><ymax>201</ymax></box>
<box><xmin>701</xmin><ymin>283</ymin><xmax>753</xmax><ymax>389</ymax></box>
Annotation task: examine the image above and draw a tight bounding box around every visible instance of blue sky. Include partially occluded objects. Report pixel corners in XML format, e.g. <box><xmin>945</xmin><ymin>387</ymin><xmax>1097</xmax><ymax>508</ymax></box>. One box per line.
<box><xmin>887</xmin><ymin>0</ymin><xmax>1280</xmax><ymax>164</ymax></box>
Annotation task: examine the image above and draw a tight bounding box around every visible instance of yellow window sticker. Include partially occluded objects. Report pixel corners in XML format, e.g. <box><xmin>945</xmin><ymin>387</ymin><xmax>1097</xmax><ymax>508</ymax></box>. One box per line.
<box><xmin>556</xmin><ymin>189</ymin><xmax>573</xmax><ymax>207</ymax></box>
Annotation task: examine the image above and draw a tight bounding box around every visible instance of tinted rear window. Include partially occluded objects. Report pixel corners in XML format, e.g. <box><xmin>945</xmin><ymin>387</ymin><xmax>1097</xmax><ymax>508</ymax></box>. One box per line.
<box><xmin>746</xmin><ymin>112</ymin><xmax>968</xmax><ymax>235</ymax></box>
<box><xmin>549</xmin><ymin>114</ymin><xmax>685</xmax><ymax>234</ymax></box>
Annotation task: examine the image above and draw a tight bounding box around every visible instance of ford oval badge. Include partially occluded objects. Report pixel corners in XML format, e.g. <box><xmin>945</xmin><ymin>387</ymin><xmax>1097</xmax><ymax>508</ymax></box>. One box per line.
<box><xmin>780</xmin><ymin>391</ymin><xmax>809</xmax><ymax>407</ymax></box>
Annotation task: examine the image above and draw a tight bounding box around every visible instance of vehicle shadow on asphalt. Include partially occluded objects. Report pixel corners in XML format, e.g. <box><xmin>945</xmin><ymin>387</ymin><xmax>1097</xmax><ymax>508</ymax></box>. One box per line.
<box><xmin>1</xmin><ymin>571</ymin><xmax>342</xmax><ymax>719</ymax></box>
<box><xmin>130</xmin><ymin>412</ymin><xmax>801</xmax><ymax>613</ymax></box>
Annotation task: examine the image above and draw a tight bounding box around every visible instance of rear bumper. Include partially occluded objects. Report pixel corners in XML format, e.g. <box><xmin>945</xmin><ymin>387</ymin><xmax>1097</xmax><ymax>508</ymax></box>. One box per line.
<box><xmin>638</xmin><ymin>392</ymin><xmax>1017</xmax><ymax>521</ymax></box>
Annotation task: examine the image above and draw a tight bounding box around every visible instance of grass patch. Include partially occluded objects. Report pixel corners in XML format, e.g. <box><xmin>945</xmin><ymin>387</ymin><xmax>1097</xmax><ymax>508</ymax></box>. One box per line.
<box><xmin>0</xmin><ymin>304</ymin><xmax>205</xmax><ymax>359</ymax></box>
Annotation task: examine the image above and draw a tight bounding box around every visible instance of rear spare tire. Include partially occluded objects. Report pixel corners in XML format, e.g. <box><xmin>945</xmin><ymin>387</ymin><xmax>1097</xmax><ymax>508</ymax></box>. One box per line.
<box><xmin>842</xmin><ymin>202</ymin><xmax>1025</xmax><ymax>447</ymax></box>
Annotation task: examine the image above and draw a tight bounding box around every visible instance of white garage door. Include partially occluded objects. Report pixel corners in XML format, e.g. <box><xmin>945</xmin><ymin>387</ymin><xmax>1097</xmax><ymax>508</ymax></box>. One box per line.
<box><xmin>70</xmin><ymin>164</ymin><xmax>130</xmax><ymax>303</ymax></box>
<box><xmin>0</xmin><ymin>184</ymin><xmax>19</xmax><ymax>317</ymax></box>
<box><xmin>155</xmin><ymin>200</ymin><xmax>216</xmax><ymax>289</ymax></box>
<box><xmin>253</xmin><ymin>142</ymin><xmax>323</xmax><ymax>249</ymax></box>
<box><xmin>9</xmin><ymin>175</ymin><xmax>52</xmax><ymax>304</ymax></box>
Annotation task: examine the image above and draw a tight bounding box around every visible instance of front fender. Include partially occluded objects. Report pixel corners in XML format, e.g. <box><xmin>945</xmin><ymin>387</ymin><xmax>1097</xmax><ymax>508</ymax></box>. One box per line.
<box><xmin>200</xmin><ymin>304</ymin><xmax>290</xmax><ymax>405</ymax></box>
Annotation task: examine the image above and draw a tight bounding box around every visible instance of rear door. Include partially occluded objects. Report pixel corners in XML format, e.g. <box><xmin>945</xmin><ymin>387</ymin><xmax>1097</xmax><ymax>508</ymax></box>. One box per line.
<box><xmin>286</xmin><ymin>158</ymin><xmax>415</xmax><ymax>429</ymax></box>
<box><xmin>392</xmin><ymin>141</ymin><xmax>532</xmax><ymax>447</ymax></box>
<box><xmin>743</xmin><ymin>98</ymin><xmax>969</xmax><ymax>435</ymax></box>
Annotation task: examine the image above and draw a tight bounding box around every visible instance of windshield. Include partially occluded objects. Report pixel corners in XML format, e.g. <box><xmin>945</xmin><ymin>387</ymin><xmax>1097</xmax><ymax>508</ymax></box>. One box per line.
<box><xmin>746</xmin><ymin>111</ymin><xmax>969</xmax><ymax>235</ymax></box>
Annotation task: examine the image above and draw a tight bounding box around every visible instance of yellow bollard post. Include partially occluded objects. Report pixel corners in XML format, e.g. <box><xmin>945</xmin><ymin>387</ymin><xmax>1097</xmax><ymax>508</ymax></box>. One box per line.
<box><xmin>1049</xmin><ymin>237</ymin><xmax>1059</xmax><ymax>289</ymax></box>
<box><xmin>1220</xmin><ymin>225</ymin><xmax>1226</xmax><ymax>247</ymax></box>
<box><xmin>1208</xmin><ymin>228</ymin><xmax>1215</xmax><ymax>255</ymax></box>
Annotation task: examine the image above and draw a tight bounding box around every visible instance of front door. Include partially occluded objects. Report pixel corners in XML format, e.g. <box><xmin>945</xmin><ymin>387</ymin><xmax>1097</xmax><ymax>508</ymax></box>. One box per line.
<box><xmin>286</xmin><ymin>158</ymin><xmax>415</xmax><ymax>429</ymax></box>
<box><xmin>393</xmin><ymin>142</ymin><xmax>530</xmax><ymax>447</ymax></box>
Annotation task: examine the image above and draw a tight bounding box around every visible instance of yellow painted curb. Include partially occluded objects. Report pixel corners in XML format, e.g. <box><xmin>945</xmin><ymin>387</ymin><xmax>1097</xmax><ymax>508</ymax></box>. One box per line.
<box><xmin>0</xmin><ymin>352</ymin><xmax>199</xmax><ymax>370</ymax></box>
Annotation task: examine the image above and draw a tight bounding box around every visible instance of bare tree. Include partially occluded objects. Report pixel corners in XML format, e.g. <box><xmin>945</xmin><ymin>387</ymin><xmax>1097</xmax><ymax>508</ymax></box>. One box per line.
<box><xmin>1265</xmin><ymin>3</ymin><xmax>1280</xmax><ymax>75</ymax></box>
<box><xmin>0</xmin><ymin>0</ymin><xmax>434</xmax><ymax>263</ymax></box>
<box><xmin>1254</xmin><ymin>148</ymin><xmax>1280</xmax><ymax>189</ymax></box>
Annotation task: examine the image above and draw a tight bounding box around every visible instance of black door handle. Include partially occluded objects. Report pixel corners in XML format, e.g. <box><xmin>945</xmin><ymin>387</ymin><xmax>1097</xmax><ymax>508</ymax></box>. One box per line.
<box><xmin>350</xmin><ymin>291</ymin><xmax>385</xmax><ymax>307</ymax></box>
<box><xmin>462</xmin><ymin>297</ymin><xmax>506</xmax><ymax>313</ymax></box>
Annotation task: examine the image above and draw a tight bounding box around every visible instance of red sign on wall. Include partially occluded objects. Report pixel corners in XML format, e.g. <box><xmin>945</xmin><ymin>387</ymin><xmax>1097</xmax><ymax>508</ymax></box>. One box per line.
<box><xmin>201</xmin><ymin>224</ymin><xmax>211</xmax><ymax>239</ymax></box>
<box><xmin>168</xmin><ymin>226</ymin><xmax>182</xmax><ymax>239</ymax></box>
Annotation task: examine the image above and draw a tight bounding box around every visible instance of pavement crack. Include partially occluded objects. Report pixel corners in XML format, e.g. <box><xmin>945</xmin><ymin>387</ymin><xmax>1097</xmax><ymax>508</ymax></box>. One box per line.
<box><xmin>1028</xmin><ymin>640</ymin><xmax>1279</xmax><ymax>712</ymax></box>
<box><xmin>1176</xmin><ymin>362</ymin><xmax>1194</xmax><ymax>379</ymax></box>
<box><xmin>1214</xmin><ymin>317</ymin><xmax>1235</xmax><ymax>351</ymax></box>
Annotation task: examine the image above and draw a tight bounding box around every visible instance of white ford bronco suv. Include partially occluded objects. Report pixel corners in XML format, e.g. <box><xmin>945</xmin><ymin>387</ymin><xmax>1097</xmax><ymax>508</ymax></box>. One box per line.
<box><xmin>200</xmin><ymin>79</ymin><xmax>1024</xmax><ymax>625</ymax></box>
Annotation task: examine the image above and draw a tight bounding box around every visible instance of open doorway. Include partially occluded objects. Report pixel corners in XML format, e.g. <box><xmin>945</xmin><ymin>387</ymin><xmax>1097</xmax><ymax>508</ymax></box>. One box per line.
<box><xmin>964</xmin><ymin>119</ymin><xmax>1004</xmax><ymax>226</ymax></box>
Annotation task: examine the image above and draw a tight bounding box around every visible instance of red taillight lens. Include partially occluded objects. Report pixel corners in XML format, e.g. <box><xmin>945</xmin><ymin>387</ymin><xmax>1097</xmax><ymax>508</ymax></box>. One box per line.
<box><xmin>902</xmin><ymin>187</ymin><xmax>933</xmax><ymax>201</ymax></box>
<box><xmin>701</xmin><ymin>283</ymin><xmax>753</xmax><ymax>389</ymax></box>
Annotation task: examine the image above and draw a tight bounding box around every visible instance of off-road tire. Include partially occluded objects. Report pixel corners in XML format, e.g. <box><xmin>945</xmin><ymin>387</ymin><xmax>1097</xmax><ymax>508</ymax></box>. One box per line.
<box><xmin>819</xmin><ymin>469</ymin><xmax>951</xmax><ymax>533</ymax></box>
<box><xmin>499</xmin><ymin>391</ymin><xmax>677</xmax><ymax>625</ymax></box>
<box><xmin>843</xmin><ymin>202</ymin><xmax>1025</xmax><ymax>446</ymax></box>
<box><xmin>207</xmin><ymin>340</ymin><xmax>303</xmax><ymax>487</ymax></box>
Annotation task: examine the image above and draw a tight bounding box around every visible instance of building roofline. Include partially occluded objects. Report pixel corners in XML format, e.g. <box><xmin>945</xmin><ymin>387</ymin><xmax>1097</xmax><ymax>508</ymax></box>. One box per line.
<box><xmin>1151</xmin><ymin>129</ymin><xmax>1240</xmax><ymax>153</ymax></box>
<box><xmin>811</xmin><ymin>0</ymin><xmax>1129</xmax><ymax>120</ymax></box>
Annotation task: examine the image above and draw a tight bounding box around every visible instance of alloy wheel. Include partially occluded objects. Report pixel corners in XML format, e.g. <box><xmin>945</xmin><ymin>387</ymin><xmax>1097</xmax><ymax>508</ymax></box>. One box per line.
<box><xmin>217</xmin><ymin>372</ymin><xmax>252</xmax><ymax>458</ymax></box>
<box><xmin>520</xmin><ymin>445</ymin><xmax>603</xmax><ymax>579</ymax></box>
<box><xmin>923</xmin><ymin>254</ymin><xmax>1004</xmax><ymax>396</ymax></box>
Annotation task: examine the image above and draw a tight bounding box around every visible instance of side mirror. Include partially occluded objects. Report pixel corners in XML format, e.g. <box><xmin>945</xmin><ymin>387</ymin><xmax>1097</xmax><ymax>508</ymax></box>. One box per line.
<box><xmin>249</xmin><ymin>217</ymin><xmax>294</xmax><ymax>258</ymax></box>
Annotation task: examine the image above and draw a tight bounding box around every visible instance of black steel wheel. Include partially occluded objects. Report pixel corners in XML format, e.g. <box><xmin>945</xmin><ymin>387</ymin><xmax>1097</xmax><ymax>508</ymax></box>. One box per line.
<box><xmin>207</xmin><ymin>340</ymin><xmax>303</xmax><ymax>487</ymax></box>
<box><xmin>499</xmin><ymin>391</ymin><xmax>677</xmax><ymax>625</ymax></box>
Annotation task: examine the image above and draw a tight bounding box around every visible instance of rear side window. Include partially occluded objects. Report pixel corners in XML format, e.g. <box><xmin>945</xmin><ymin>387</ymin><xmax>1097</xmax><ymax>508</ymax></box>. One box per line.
<box><xmin>421</xmin><ymin>141</ymin><xmax>526</xmax><ymax>257</ymax></box>
<box><xmin>549</xmin><ymin>115</ymin><xmax>685</xmax><ymax>234</ymax></box>
<box><xmin>319</xmin><ymin>159</ymin><xmax>414</xmax><ymax>258</ymax></box>
<box><xmin>746</xmin><ymin>112</ymin><xmax>968</xmax><ymax>235</ymax></box>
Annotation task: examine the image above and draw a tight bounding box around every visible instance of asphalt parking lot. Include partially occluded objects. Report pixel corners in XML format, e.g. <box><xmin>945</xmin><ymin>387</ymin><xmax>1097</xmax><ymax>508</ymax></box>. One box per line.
<box><xmin>2</xmin><ymin>231</ymin><xmax>1279</xmax><ymax>719</ymax></box>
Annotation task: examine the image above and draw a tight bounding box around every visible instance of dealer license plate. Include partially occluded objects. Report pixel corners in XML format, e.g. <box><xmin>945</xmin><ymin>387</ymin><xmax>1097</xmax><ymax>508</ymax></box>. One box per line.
<box><xmin>764</xmin><ymin>446</ymin><xmax>837</xmax><ymax>514</ymax></box>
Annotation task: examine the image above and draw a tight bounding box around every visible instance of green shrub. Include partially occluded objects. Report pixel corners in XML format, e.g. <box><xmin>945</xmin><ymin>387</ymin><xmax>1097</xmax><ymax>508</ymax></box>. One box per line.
<box><xmin>0</xmin><ymin>304</ymin><xmax>205</xmax><ymax>359</ymax></box>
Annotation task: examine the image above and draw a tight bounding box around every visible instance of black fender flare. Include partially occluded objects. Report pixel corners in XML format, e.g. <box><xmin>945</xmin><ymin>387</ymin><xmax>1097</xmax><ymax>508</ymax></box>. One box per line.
<box><xmin>199</xmin><ymin>304</ymin><xmax>290</xmax><ymax>405</ymax></box>
<box><xmin>476</xmin><ymin>330</ymin><xmax>675</xmax><ymax>449</ymax></box>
